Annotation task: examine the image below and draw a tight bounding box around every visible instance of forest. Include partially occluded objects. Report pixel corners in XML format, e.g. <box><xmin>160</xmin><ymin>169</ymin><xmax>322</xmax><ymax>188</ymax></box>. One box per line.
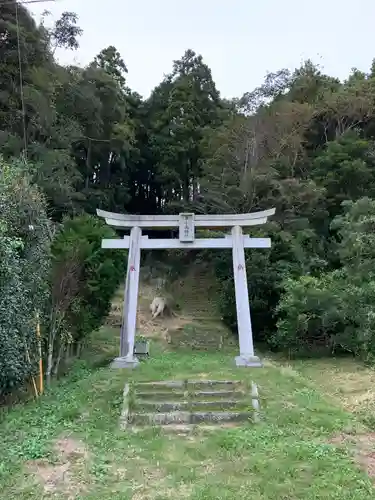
<box><xmin>2</xmin><ymin>1</ymin><xmax>375</xmax><ymax>398</ymax></box>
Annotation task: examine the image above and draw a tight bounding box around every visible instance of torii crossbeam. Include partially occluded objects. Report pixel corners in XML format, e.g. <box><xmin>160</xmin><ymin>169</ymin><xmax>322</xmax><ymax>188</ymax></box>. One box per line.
<box><xmin>97</xmin><ymin>208</ymin><xmax>275</xmax><ymax>368</ymax></box>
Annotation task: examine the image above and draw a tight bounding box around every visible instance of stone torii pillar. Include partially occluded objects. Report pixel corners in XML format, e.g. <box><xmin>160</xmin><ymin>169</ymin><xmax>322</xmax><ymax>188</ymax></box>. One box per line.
<box><xmin>97</xmin><ymin>209</ymin><xmax>275</xmax><ymax>368</ymax></box>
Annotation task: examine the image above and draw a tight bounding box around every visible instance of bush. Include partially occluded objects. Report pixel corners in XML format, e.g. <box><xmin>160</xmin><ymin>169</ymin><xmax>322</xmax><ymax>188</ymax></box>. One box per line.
<box><xmin>272</xmin><ymin>273</ymin><xmax>345</xmax><ymax>355</ymax></box>
<box><xmin>273</xmin><ymin>270</ymin><xmax>375</xmax><ymax>361</ymax></box>
<box><xmin>211</xmin><ymin>249</ymin><xmax>280</xmax><ymax>340</ymax></box>
<box><xmin>46</xmin><ymin>213</ymin><xmax>125</xmax><ymax>380</ymax></box>
<box><xmin>273</xmin><ymin>198</ymin><xmax>375</xmax><ymax>360</ymax></box>
<box><xmin>0</xmin><ymin>159</ymin><xmax>51</xmax><ymax>397</ymax></box>
<box><xmin>210</xmin><ymin>224</ymin><xmax>326</xmax><ymax>343</ymax></box>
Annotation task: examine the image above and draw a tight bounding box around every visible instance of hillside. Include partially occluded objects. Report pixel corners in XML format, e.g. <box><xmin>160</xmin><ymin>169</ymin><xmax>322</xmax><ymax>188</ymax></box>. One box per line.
<box><xmin>107</xmin><ymin>262</ymin><xmax>235</xmax><ymax>351</ymax></box>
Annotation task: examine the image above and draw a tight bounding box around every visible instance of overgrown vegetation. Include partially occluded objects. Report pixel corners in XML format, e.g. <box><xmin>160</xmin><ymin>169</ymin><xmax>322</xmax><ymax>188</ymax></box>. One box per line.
<box><xmin>0</xmin><ymin>156</ymin><xmax>123</xmax><ymax>396</ymax></box>
<box><xmin>0</xmin><ymin>159</ymin><xmax>50</xmax><ymax>396</ymax></box>
<box><xmin>3</xmin><ymin>0</ymin><xmax>375</xmax><ymax>398</ymax></box>
<box><xmin>274</xmin><ymin>198</ymin><xmax>375</xmax><ymax>359</ymax></box>
<box><xmin>47</xmin><ymin>214</ymin><xmax>124</xmax><ymax>384</ymax></box>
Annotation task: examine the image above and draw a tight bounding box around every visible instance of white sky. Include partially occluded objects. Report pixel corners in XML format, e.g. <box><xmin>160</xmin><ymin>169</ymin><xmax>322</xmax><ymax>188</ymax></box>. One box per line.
<box><xmin>30</xmin><ymin>0</ymin><xmax>375</xmax><ymax>99</ymax></box>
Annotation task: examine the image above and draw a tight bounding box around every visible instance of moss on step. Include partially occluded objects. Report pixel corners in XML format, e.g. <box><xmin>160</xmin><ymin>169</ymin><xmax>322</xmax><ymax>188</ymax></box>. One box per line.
<box><xmin>126</xmin><ymin>379</ymin><xmax>259</xmax><ymax>428</ymax></box>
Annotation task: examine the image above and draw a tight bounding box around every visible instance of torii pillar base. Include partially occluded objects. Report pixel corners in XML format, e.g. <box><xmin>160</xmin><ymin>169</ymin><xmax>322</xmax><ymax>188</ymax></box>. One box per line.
<box><xmin>111</xmin><ymin>356</ymin><xmax>140</xmax><ymax>369</ymax></box>
<box><xmin>235</xmin><ymin>355</ymin><xmax>262</xmax><ymax>368</ymax></box>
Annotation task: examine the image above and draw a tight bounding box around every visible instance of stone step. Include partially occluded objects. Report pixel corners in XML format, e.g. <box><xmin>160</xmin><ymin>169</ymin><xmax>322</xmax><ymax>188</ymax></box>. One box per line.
<box><xmin>136</xmin><ymin>381</ymin><xmax>185</xmax><ymax>389</ymax></box>
<box><xmin>188</xmin><ymin>380</ymin><xmax>242</xmax><ymax>389</ymax></box>
<box><xmin>136</xmin><ymin>379</ymin><xmax>242</xmax><ymax>390</ymax></box>
<box><xmin>135</xmin><ymin>389</ymin><xmax>247</xmax><ymax>402</ymax></box>
<box><xmin>135</xmin><ymin>380</ymin><xmax>245</xmax><ymax>399</ymax></box>
<box><xmin>130</xmin><ymin>410</ymin><xmax>253</xmax><ymax>426</ymax></box>
<box><xmin>168</xmin><ymin>332</ymin><xmax>226</xmax><ymax>350</ymax></box>
<box><xmin>135</xmin><ymin>391</ymin><xmax>186</xmax><ymax>400</ymax></box>
<box><xmin>169</xmin><ymin>343</ymin><xmax>223</xmax><ymax>350</ymax></box>
<box><xmin>190</xmin><ymin>390</ymin><xmax>246</xmax><ymax>400</ymax></box>
<box><xmin>137</xmin><ymin>401</ymin><xmax>189</xmax><ymax>412</ymax></box>
<box><xmin>179</xmin><ymin>345</ymin><xmax>223</xmax><ymax>352</ymax></box>
<box><xmin>129</xmin><ymin>423</ymin><xmax>243</xmax><ymax>434</ymax></box>
<box><xmin>135</xmin><ymin>400</ymin><xmax>250</xmax><ymax>412</ymax></box>
<box><xmin>131</xmin><ymin>411</ymin><xmax>190</xmax><ymax>425</ymax></box>
<box><xmin>191</xmin><ymin>411</ymin><xmax>252</xmax><ymax>424</ymax></box>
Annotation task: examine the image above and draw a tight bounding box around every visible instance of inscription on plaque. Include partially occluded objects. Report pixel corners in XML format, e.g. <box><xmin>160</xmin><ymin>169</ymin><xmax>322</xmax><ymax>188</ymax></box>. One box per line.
<box><xmin>179</xmin><ymin>213</ymin><xmax>195</xmax><ymax>242</ymax></box>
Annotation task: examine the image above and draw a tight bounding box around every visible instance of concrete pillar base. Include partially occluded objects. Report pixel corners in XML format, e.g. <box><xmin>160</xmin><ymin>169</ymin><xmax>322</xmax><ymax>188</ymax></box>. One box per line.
<box><xmin>235</xmin><ymin>355</ymin><xmax>262</xmax><ymax>368</ymax></box>
<box><xmin>111</xmin><ymin>356</ymin><xmax>140</xmax><ymax>369</ymax></box>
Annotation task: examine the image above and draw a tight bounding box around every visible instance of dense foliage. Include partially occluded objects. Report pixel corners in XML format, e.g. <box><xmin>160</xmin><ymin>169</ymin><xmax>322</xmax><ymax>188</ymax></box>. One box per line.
<box><xmin>45</xmin><ymin>214</ymin><xmax>124</xmax><ymax>382</ymax></box>
<box><xmin>3</xmin><ymin>0</ymin><xmax>375</xmax><ymax>395</ymax></box>
<box><xmin>0</xmin><ymin>156</ymin><xmax>123</xmax><ymax>395</ymax></box>
<box><xmin>274</xmin><ymin>199</ymin><xmax>375</xmax><ymax>360</ymax></box>
<box><xmin>50</xmin><ymin>214</ymin><xmax>124</xmax><ymax>348</ymax></box>
<box><xmin>0</xmin><ymin>159</ymin><xmax>50</xmax><ymax>395</ymax></box>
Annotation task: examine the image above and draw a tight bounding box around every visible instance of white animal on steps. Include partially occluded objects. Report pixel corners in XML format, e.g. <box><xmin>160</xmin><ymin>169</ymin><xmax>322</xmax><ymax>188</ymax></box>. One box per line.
<box><xmin>150</xmin><ymin>296</ymin><xmax>166</xmax><ymax>319</ymax></box>
<box><xmin>150</xmin><ymin>296</ymin><xmax>176</xmax><ymax>319</ymax></box>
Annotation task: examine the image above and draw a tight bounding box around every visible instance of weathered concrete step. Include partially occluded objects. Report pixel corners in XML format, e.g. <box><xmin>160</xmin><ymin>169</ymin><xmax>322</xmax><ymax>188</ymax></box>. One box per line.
<box><xmin>190</xmin><ymin>390</ymin><xmax>246</xmax><ymax>399</ymax></box>
<box><xmin>130</xmin><ymin>410</ymin><xmax>253</xmax><ymax>426</ymax></box>
<box><xmin>191</xmin><ymin>411</ymin><xmax>252</xmax><ymax>424</ymax></box>
<box><xmin>131</xmin><ymin>411</ymin><xmax>190</xmax><ymax>425</ymax></box>
<box><xmin>169</xmin><ymin>338</ymin><xmax>222</xmax><ymax>344</ymax></box>
<box><xmin>169</xmin><ymin>339</ymin><xmax>223</xmax><ymax>346</ymax></box>
<box><xmin>188</xmin><ymin>380</ymin><xmax>242</xmax><ymax>389</ymax></box>
<box><xmin>135</xmin><ymin>380</ymin><xmax>243</xmax><ymax>392</ymax></box>
<box><xmin>177</xmin><ymin>344</ymin><xmax>223</xmax><ymax>350</ymax></box>
<box><xmin>137</xmin><ymin>401</ymin><xmax>189</xmax><ymax>412</ymax></box>
<box><xmin>135</xmin><ymin>389</ymin><xmax>246</xmax><ymax>401</ymax></box>
<box><xmin>137</xmin><ymin>381</ymin><xmax>185</xmax><ymax>388</ymax></box>
<box><xmin>135</xmin><ymin>400</ymin><xmax>249</xmax><ymax>412</ymax></box>
<box><xmin>129</xmin><ymin>423</ymin><xmax>244</xmax><ymax>433</ymax></box>
<box><xmin>136</xmin><ymin>391</ymin><xmax>186</xmax><ymax>400</ymax></box>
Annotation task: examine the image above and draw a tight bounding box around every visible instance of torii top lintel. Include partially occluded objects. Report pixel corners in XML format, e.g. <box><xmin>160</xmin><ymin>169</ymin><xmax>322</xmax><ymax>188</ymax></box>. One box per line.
<box><xmin>96</xmin><ymin>208</ymin><xmax>276</xmax><ymax>230</ymax></box>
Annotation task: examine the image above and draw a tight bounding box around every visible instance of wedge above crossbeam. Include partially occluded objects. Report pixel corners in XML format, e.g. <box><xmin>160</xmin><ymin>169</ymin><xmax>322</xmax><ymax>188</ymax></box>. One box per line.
<box><xmin>102</xmin><ymin>236</ymin><xmax>271</xmax><ymax>250</ymax></box>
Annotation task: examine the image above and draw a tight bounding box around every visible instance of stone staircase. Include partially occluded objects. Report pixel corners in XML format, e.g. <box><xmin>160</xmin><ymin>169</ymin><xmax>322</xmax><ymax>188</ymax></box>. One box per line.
<box><xmin>121</xmin><ymin>379</ymin><xmax>260</xmax><ymax>430</ymax></box>
<box><xmin>167</xmin><ymin>321</ymin><xmax>230</xmax><ymax>351</ymax></box>
<box><xmin>171</xmin><ymin>265</ymin><xmax>220</xmax><ymax>319</ymax></box>
<box><xmin>166</xmin><ymin>265</ymin><xmax>234</xmax><ymax>351</ymax></box>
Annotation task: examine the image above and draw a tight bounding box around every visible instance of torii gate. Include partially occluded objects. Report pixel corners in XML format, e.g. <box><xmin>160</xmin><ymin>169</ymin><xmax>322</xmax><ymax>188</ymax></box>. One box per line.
<box><xmin>97</xmin><ymin>208</ymin><xmax>275</xmax><ymax>369</ymax></box>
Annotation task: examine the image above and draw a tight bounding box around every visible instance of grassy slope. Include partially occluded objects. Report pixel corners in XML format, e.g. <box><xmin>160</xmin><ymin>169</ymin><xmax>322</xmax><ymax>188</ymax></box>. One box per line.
<box><xmin>0</xmin><ymin>327</ymin><xmax>374</xmax><ymax>499</ymax></box>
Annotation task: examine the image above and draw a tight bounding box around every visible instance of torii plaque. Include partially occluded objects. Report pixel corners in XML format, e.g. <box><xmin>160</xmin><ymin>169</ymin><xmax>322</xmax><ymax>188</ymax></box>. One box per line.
<box><xmin>97</xmin><ymin>208</ymin><xmax>275</xmax><ymax>368</ymax></box>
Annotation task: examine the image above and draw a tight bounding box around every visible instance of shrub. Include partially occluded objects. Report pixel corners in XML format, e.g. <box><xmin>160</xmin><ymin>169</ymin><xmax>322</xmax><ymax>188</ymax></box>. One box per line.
<box><xmin>0</xmin><ymin>159</ymin><xmax>51</xmax><ymax>397</ymax></box>
<box><xmin>272</xmin><ymin>273</ymin><xmax>345</xmax><ymax>354</ymax></box>
<box><xmin>273</xmin><ymin>198</ymin><xmax>375</xmax><ymax>360</ymax></box>
<box><xmin>46</xmin><ymin>213</ymin><xmax>125</xmax><ymax>381</ymax></box>
<box><xmin>209</xmin><ymin>225</ymin><xmax>326</xmax><ymax>343</ymax></box>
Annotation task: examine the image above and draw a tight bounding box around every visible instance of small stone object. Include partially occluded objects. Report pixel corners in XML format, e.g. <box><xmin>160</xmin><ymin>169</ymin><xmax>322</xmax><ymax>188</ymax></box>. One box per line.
<box><xmin>134</xmin><ymin>339</ymin><xmax>150</xmax><ymax>356</ymax></box>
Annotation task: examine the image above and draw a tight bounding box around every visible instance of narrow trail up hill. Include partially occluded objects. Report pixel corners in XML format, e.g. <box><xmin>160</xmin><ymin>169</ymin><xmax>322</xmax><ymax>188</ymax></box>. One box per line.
<box><xmin>107</xmin><ymin>262</ymin><xmax>235</xmax><ymax>351</ymax></box>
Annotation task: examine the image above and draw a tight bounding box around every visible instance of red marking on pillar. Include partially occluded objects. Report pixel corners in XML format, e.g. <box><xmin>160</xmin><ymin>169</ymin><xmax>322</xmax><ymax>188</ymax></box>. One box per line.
<box><xmin>130</xmin><ymin>265</ymin><xmax>135</xmax><ymax>272</ymax></box>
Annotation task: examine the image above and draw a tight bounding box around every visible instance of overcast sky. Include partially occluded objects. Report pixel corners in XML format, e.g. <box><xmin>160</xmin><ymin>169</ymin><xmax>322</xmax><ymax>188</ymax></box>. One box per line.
<box><xmin>30</xmin><ymin>0</ymin><xmax>374</xmax><ymax>99</ymax></box>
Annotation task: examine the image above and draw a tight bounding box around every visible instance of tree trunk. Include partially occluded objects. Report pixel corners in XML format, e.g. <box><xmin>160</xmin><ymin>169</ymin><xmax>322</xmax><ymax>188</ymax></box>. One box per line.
<box><xmin>76</xmin><ymin>342</ymin><xmax>82</xmax><ymax>358</ymax></box>
<box><xmin>46</xmin><ymin>345</ymin><xmax>53</xmax><ymax>386</ymax></box>
<box><xmin>53</xmin><ymin>343</ymin><xmax>65</xmax><ymax>377</ymax></box>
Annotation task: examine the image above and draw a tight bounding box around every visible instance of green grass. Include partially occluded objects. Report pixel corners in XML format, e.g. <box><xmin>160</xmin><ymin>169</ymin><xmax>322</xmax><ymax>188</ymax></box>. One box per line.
<box><xmin>0</xmin><ymin>328</ymin><xmax>374</xmax><ymax>499</ymax></box>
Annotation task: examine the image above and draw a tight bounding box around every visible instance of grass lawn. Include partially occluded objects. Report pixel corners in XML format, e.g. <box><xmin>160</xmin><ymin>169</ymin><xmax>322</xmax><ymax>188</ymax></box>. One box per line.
<box><xmin>0</xmin><ymin>327</ymin><xmax>374</xmax><ymax>499</ymax></box>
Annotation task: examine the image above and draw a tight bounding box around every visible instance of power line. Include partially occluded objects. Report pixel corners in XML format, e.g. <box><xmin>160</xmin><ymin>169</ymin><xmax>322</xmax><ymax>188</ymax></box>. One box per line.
<box><xmin>15</xmin><ymin>2</ymin><xmax>27</xmax><ymax>160</ymax></box>
<box><xmin>11</xmin><ymin>0</ymin><xmax>57</xmax><ymax>161</ymax></box>
<box><xmin>0</xmin><ymin>0</ymin><xmax>57</xmax><ymax>5</ymax></box>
